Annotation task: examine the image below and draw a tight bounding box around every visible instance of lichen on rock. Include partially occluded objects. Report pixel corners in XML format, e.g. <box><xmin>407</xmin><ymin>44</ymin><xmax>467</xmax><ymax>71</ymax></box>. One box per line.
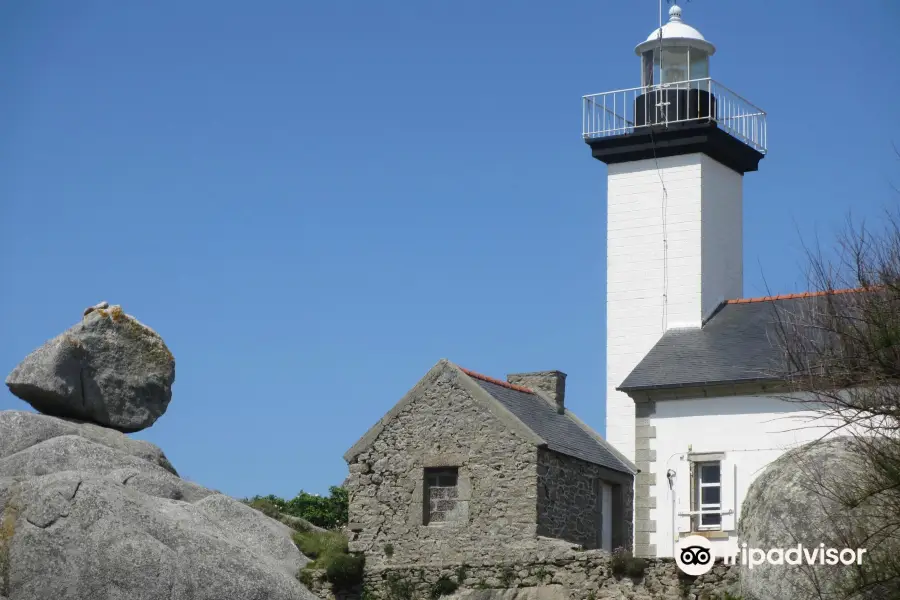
<box><xmin>5</xmin><ymin>303</ymin><xmax>176</xmax><ymax>432</ymax></box>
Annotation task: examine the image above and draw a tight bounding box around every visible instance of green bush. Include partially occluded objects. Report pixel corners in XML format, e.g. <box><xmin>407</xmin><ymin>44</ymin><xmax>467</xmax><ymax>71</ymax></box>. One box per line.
<box><xmin>610</xmin><ymin>549</ymin><xmax>627</xmax><ymax>576</ymax></box>
<box><xmin>429</xmin><ymin>575</ymin><xmax>458</xmax><ymax>599</ymax></box>
<box><xmin>499</xmin><ymin>566</ymin><xmax>516</xmax><ymax>587</ymax></box>
<box><xmin>297</xmin><ymin>569</ymin><xmax>316</xmax><ymax>588</ymax></box>
<box><xmin>610</xmin><ymin>548</ymin><xmax>647</xmax><ymax>579</ymax></box>
<box><xmin>247</xmin><ymin>486</ymin><xmax>348</xmax><ymax>529</ymax></box>
<box><xmin>626</xmin><ymin>556</ymin><xmax>648</xmax><ymax>578</ymax></box>
<box><xmin>246</xmin><ymin>497</ymin><xmax>283</xmax><ymax>520</ymax></box>
<box><xmin>293</xmin><ymin>529</ymin><xmax>363</xmax><ymax>591</ymax></box>
<box><xmin>455</xmin><ymin>564</ymin><xmax>468</xmax><ymax>585</ymax></box>
<box><xmin>360</xmin><ymin>585</ymin><xmax>376</xmax><ymax>600</ymax></box>
<box><xmin>325</xmin><ymin>553</ymin><xmax>365</xmax><ymax>590</ymax></box>
<box><xmin>386</xmin><ymin>574</ymin><xmax>414</xmax><ymax>600</ymax></box>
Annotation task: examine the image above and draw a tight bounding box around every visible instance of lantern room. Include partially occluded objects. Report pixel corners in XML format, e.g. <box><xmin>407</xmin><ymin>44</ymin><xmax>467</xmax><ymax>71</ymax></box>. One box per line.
<box><xmin>581</xmin><ymin>2</ymin><xmax>767</xmax><ymax>174</ymax></box>
<box><xmin>632</xmin><ymin>4</ymin><xmax>718</xmax><ymax>128</ymax></box>
<box><xmin>635</xmin><ymin>5</ymin><xmax>715</xmax><ymax>88</ymax></box>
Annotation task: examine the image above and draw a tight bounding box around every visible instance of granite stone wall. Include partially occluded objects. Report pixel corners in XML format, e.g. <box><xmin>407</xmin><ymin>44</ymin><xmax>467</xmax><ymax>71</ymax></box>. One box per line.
<box><xmin>536</xmin><ymin>450</ymin><xmax>600</xmax><ymax>549</ymax></box>
<box><xmin>344</xmin><ymin>367</ymin><xmax>541</xmax><ymax>568</ymax></box>
<box><xmin>304</xmin><ymin>546</ymin><xmax>739</xmax><ymax>600</ymax></box>
<box><xmin>536</xmin><ymin>450</ymin><xmax>635</xmax><ymax>552</ymax></box>
<box><xmin>633</xmin><ymin>400</ymin><xmax>657</xmax><ymax>558</ymax></box>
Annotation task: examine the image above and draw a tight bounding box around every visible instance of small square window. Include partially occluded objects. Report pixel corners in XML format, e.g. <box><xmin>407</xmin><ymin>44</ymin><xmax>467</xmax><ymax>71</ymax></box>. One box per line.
<box><xmin>424</xmin><ymin>468</ymin><xmax>459</xmax><ymax>525</ymax></box>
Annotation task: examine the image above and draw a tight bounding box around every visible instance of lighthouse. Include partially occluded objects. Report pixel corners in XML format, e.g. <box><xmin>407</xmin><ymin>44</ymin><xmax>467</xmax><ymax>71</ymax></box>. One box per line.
<box><xmin>583</xmin><ymin>4</ymin><xmax>767</xmax><ymax>464</ymax></box>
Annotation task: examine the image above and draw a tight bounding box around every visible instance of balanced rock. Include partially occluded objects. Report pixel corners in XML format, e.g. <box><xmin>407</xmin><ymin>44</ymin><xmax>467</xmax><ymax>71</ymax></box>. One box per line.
<box><xmin>739</xmin><ymin>436</ymin><xmax>900</xmax><ymax>600</ymax></box>
<box><xmin>0</xmin><ymin>410</ymin><xmax>316</xmax><ymax>600</ymax></box>
<box><xmin>5</xmin><ymin>304</ymin><xmax>175</xmax><ymax>432</ymax></box>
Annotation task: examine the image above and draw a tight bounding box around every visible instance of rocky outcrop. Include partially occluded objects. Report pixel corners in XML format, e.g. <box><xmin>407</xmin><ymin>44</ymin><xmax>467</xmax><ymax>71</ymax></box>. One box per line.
<box><xmin>739</xmin><ymin>436</ymin><xmax>900</xmax><ymax>600</ymax></box>
<box><xmin>6</xmin><ymin>304</ymin><xmax>175</xmax><ymax>433</ymax></box>
<box><xmin>1</xmin><ymin>304</ymin><xmax>316</xmax><ymax>599</ymax></box>
<box><xmin>0</xmin><ymin>410</ymin><xmax>316</xmax><ymax>600</ymax></box>
<box><xmin>0</xmin><ymin>410</ymin><xmax>176</xmax><ymax>475</ymax></box>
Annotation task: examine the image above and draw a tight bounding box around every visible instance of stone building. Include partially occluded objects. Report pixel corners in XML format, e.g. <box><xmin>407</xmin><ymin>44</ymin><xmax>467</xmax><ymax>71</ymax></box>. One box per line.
<box><xmin>343</xmin><ymin>359</ymin><xmax>635</xmax><ymax>567</ymax></box>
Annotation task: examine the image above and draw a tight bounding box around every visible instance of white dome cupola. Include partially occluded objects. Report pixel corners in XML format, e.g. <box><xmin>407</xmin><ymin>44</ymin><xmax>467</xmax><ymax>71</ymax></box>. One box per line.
<box><xmin>634</xmin><ymin>4</ymin><xmax>716</xmax><ymax>87</ymax></box>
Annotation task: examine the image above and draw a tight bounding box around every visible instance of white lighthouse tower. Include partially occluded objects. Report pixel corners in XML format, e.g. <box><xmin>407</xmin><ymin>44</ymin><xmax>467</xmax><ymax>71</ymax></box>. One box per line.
<box><xmin>583</xmin><ymin>5</ymin><xmax>766</xmax><ymax>465</ymax></box>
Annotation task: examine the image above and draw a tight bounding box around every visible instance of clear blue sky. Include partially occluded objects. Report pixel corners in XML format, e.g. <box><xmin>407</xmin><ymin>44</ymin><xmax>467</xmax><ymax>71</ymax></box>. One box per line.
<box><xmin>2</xmin><ymin>1</ymin><xmax>898</xmax><ymax>499</ymax></box>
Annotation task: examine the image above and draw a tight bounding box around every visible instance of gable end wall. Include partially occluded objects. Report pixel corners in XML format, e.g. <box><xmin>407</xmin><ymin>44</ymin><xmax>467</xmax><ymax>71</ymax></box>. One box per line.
<box><xmin>344</xmin><ymin>367</ymin><xmax>539</xmax><ymax>567</ymax></box>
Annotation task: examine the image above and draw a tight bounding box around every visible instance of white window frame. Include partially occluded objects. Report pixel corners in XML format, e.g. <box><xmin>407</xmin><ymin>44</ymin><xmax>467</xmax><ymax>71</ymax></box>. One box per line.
<box><xmin>694</xmin><ymin>461</ymin><xmax>722</xmax><ymax>531</ymax></box>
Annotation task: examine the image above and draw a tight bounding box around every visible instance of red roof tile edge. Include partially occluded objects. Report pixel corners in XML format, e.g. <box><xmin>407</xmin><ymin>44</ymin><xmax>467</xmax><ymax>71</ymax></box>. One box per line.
<box><xmin>726</xmin><ymin>287</ymin><xmax>867</xmax><ymax>304</ymax></box>
<box><xmin>459</xmin><ymin>367</ymin><xmax>534</xmax><ymax>394</ymax></box>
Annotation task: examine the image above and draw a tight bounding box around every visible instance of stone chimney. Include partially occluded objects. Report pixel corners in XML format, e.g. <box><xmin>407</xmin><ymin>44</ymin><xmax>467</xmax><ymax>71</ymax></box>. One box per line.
<box><xmin>506</xmin><ymin>371</ymin><xmax>567</xmax><ymax>414</ymax></box>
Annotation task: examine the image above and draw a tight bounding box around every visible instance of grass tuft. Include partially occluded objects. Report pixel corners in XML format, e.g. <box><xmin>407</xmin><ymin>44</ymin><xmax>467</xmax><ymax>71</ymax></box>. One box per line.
<box><xmin>610</xmin><ymin>547</ymin><xmax>647</xmax><ymax>579</ymax></box>
<box><xmin>0</xmin><ymin>502</ymin><xmax>19</xmax><ymax>597</ymax></box>
<box><xmin>293</xmin><ymin>529</ymin><xmax>364</xmax><ymax>591</ymax></box>
<box><xmin>293</xmin><ymin>530</ymin><xmax>349</xmax><ymax>565</ymax></box>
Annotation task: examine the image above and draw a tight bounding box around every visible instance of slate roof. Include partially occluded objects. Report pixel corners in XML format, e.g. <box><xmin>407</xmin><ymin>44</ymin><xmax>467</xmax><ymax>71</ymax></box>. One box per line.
<box><xmin>463</xmin><ymin>372</ymin><xmax>635</xmax><ymax>475</ymax></box>
<box><xmin>618</xmin><ymin>290</ymin><xmax>860</xmax><ymax>392</ymax></box>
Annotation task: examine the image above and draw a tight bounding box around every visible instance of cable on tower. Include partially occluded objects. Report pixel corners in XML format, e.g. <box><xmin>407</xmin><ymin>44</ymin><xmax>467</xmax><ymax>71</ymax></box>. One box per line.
<box><xmin>651</xmin><ymin>0</ymin><xmax>670</xmax><ymax>332</ymax></box>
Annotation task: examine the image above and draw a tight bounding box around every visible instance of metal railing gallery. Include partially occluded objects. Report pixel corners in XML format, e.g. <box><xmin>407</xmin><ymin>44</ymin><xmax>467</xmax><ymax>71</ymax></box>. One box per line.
<box><xmin>582</xmin><ymin>78</ymin><xmax>767</xmax><ymax>154</ymax></box>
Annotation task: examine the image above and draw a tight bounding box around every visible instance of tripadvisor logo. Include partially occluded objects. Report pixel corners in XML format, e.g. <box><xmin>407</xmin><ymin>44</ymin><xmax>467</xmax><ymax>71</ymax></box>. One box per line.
<box><xmin>675</xmin><ymin>535</ymin><xmax>715</xmax><ymax>576</ymax></box>
<box><xmin>674</xmin><ymin>535</ymin><xmax>868</xmax><ymax>575</ymax></box>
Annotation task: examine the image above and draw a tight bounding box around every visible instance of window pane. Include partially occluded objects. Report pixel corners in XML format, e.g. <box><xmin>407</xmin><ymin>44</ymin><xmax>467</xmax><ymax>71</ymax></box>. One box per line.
<box><xmin>435</xmin><ymin>500</ymin><xmax>456</xmax><ymax>512</ymax></box>
<box><xmin>660</xmin><ymin>47</ymin><xmax>688</xmax><ymax>84</ymax></box>
<box><xmin>424</xmin><ymin>467</ymin><xmax>460</xmax><ymax>525</ymax></box>
<box><xmin>689</xmin><ymin>49</ymin><xmax>709</xmax><ymax>80</ymax></box>
<box><xmin>701</xmin><ymin>513</ymin><xmax>721</xmax><ymax>527</ymax></box>
<box><xmin>700</xmin><ymin>464</ymin><xmax>720</xmax><ymax>484</ymax></box>
<box><xmin>701</xmin><ymin>487</ymin><xmax>720</xmax><ymax>505</ymax></box>
<box><xmin>642</xmin><ymin>50</ymin><xmax>655</xmax><ymax>87</ymax></box>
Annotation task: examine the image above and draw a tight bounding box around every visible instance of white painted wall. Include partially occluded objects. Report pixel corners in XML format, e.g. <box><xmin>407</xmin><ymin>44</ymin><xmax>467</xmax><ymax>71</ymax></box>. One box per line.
<box><xmin>606</xmin><ymin>154</ymin><xmax>743</xmax><ymax>461</ymax></box>
<box><xmin>648</xmin><ymin>394</ymin><xmax>838</xmax><ymax>558</ymax></box>
<box><xmin>700</xmin><ymin>158</ymin><xmax>743</xmax><ymax>320</ymax></box>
